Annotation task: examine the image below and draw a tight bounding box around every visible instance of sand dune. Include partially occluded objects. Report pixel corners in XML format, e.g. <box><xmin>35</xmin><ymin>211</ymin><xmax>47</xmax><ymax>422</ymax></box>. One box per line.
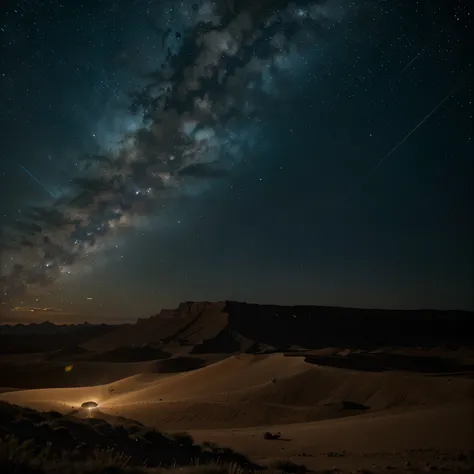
<box><xmin>2</xmin><ymin>353</ymin><xmax>472</xmax><ymax>431</ymax></box>
<box><xmin>190</xmin><ymin>402</ymin><xmax>474</xmax><ymax>472</ymax></box>
<box><xmin>0</xmin><ymin>354</ymin><xmax>305</xmax><ymax>414</ymax></box>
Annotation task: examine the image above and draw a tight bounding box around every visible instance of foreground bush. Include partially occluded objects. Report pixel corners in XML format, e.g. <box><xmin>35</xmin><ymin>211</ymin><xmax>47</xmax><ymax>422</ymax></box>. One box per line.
<box><xmin>0</xmin><ymin>437</ymin><xmax>265</xmax><ymax>474</ymax></box>
<box><xmin>0</xmin><ymin>402</ymin><xmax>262</xmax><ymax>473</ymax></box>
<box><xmin>0</xmin><ymin>436</ymin><xmax>143</xmax><ymax>473</ymax></box>
<box><xmin>0</xmin><ymin>402</ymin><xmax>255</xmax><ymax>470</ymax></box>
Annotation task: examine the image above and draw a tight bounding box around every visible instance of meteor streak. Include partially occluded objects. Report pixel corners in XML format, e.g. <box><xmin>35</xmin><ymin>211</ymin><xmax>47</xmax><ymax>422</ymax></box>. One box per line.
<box><xmin>338</xmin><ymin>81</ymin><xmax>464</xmax><ymax>207</ymax></box>
<box><xmin>371</xmin><ymin>83</ymin><xmax>461</xmax><ymax>173</ymax></box>
<box><xmin>20</xmin><ymin>165</ymin><xmax>57</xmax><ymax>198</ymax></box>
<box><xmin>396</xmin><ymin>44</ymin><xmax>428</xmax><ymax>78</ymax></box>
<box><xmin>396</xmin><ymin>16</ymin><xmax>458</xmax><ymax>80</ymax></box>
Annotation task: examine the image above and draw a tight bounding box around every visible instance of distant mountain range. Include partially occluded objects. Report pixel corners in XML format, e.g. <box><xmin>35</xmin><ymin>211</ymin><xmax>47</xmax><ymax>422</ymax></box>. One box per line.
<box><xmin>0</xmin><ymin>321</ymin><xmax>123</xmax><ymax>354</ymax></box>
<box><xmin>2</xmin><ymin>301</ymin><xmax>472</xmax><ymax>355</ymax></box>
<box><xmin>0</xmin><ymin>321</ymin><xmax>122</xmax><ymax>336</ymax></box>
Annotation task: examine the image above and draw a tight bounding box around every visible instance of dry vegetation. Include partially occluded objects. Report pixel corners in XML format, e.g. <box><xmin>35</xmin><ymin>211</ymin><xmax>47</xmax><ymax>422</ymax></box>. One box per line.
<box><xmin>0</xmin><ymin>406</ymin><xmax>312</xmax><ymax>474</ymax></box>
<box><xmin>0</xmin><ymin>401</ymin><xmax>258</xmax><ymax>474</ymax></box>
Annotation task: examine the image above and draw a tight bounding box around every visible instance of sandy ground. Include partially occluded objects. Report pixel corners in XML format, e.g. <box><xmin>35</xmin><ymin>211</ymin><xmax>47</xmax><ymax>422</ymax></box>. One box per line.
<box><xmin>190</xmin><ymin>402</ymin><xmax>474</xmax><ymax>472</ymax></box>
<box><xmin>1</xmin><ymin>352</ymin><xmax>473</xmax><ymax>472</ymax></box>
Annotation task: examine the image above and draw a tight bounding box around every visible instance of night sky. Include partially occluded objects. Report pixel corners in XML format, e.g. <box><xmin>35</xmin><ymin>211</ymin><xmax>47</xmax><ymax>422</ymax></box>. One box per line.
<box><xmin>0</xmin><ymin>0</ymin><xmax>472</xmax><ymax>323</ymax></box>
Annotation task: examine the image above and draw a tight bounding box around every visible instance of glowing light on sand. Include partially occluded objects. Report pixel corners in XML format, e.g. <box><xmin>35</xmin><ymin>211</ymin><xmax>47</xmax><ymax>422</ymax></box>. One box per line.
<box><xmin>81</xmin><ymin>401</ymin><xmax>99</xmax><ymax>409</ymax></box>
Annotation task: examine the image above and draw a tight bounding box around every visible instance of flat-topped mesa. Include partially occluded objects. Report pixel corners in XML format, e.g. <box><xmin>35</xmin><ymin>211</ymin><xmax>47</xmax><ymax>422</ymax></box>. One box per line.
<box><xmin>176</xmin><ymin>301</ymin><xmax>225</xmax><ymax>315</ymax></box>
<box><xmin>82</xmin><ymin>300</ymin><xmax>473</xmax><ymax>353</ymax></box>
<box><xmin>82</xmin><ymin>301</ymin><xmax>228</xmax><ymax>352</ymax></box>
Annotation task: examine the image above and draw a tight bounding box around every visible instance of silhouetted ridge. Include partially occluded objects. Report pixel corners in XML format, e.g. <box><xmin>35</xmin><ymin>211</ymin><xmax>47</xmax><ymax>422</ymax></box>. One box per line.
<box><xmin>0</xmin><ymin>323</ymin><xmax>117</xmax><ymax>354</ymax></box>
<box><xmin>222</xmin><ymin>301</ymin><xmax>473</xmax><ymax>349</ymax></box>
<box><xmin>83</xmin><ymin>301</ymin><xmax>473</xmax><ymax>353</ymax></box>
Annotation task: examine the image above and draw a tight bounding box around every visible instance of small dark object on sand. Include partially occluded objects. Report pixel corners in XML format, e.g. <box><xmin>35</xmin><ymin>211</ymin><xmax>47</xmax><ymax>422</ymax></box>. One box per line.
<box><xmin>264</xmin><ymin>431</ymin><xmax>281</xmax><ymax>440</ymax></box>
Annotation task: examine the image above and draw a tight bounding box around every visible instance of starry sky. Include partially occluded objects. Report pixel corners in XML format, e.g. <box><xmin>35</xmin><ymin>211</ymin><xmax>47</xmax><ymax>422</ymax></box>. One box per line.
<box><xmin>0</xmin><ymin>0</ymin><xmax>472</xmax><ymax>323</ymax></box>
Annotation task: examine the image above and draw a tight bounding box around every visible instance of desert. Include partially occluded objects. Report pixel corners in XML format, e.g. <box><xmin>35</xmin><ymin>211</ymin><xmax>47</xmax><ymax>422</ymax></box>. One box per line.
<box><xmin>0</xmin><ymin>301</ymin><xmax>473</xmax><ymax>473</ymax></box>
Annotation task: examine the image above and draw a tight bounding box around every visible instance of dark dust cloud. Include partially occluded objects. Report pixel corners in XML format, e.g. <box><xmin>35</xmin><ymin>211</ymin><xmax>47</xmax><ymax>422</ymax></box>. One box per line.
<box><xmin>0</xmin><ymin>0</ymin><xmax>472</xmax><ymax>322</ymax></box>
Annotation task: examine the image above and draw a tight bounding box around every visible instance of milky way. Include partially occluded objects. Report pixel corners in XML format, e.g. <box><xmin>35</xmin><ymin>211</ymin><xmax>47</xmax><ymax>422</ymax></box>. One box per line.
<box><xmin>1</xmin><ymin>0</ymin><xmax>360</xmax><ymax>303</ymax></box>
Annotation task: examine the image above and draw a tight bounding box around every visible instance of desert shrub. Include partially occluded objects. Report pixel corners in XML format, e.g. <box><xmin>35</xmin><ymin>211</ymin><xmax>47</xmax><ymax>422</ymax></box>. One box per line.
<box><xmin>0</xmin><ymin>437</ymin><xmax>143</xmax><ymax>474</ymax></box>
<box><xmin>87</xmin><ymin>418</ymin><xmax>108</xmax><ymax>427</ymax></box>
<box><xmin>127</xmin><ymin>425</ymin><xmax>142</xmax><ymax>435</ymax></box>
<box><xmin>0</xmin><ymin>402</ymin><xmax>256</xmax><ymax>470</ymax></box>
<box><xmin>165</xmin><ymin>461</ymin><xmax>246</xmax><ymax>474</ymax></box>
<box><xmin>171</xmin><ymin>432</ymin><xmax>194</xmax><ymax>447</ymax></box>
<box><xmin>263</xmin><ymin>432</ymin><xmax>281</xmax><ymax>440</ymax></box>
<box><xmin>0</xmin><ymin>437</ymin><xmax>257</xmax><ymax>474</ymax></box>
<box><xmin>0</xmin><ymin>436</ymin><xmax>49</xmax><ymax>473</ymax></box>
<box><xmin>202</xmin><ymin>441</ymin><xmax>219</xmax><ymax>452</ymax></box>
<box><xmin>0</xmin><ymin>402</ymin><xmax>18</xmax><ymax>425</ymax></box>
<box><xmin>0</xmin><ymin>434</ymin><xmax>263</xmax><ymax>474</ymax></box>
<box><xmin>52</xmin><ymin>447</ymin><xmax>135</xmax><ymax>473</ymax></box>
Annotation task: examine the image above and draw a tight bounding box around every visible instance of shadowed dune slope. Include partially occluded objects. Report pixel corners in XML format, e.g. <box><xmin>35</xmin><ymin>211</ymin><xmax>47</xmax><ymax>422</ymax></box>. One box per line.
<box><xmin>0</xmin><ymin>359</ymin><xmax>160</xmax><ymax>390</ymax></box>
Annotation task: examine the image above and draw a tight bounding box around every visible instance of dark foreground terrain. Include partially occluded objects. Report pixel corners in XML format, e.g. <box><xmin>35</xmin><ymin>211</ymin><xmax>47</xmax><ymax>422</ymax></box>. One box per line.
<box><xmin>0</xmin><ymin>401</ymin><xmax>260</xmax><ymax>474</ymax></box>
